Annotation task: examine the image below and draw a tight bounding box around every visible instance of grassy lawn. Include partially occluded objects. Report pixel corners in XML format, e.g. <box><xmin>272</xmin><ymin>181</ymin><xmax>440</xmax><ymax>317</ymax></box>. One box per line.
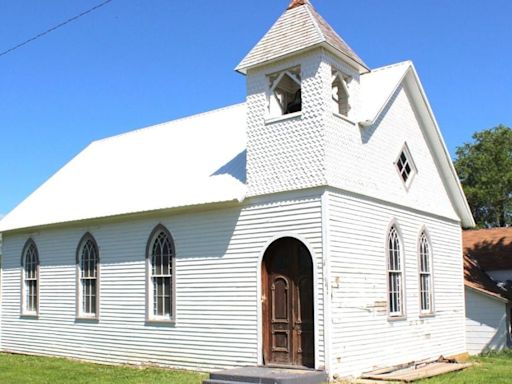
<box><xmin>1</xmin><ymin>351</ymin><xmax>512</xmax><ymax>383</ymax></box>
<box><xmin>0</xmin><ymin>353</ymin><xmax>207</xmax><ymax>384</ymax></box>
<box><xmin>419</xmin><ymin>351</ymin><xmax>512</xmax><ymax>384</ymax></box>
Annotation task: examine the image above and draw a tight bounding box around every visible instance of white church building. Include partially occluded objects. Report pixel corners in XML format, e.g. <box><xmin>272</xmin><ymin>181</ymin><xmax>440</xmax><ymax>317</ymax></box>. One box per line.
<box><xmin>0</xmin><ymin>0</ymin><xmax>474</xmax><ymax>379</ymax></box>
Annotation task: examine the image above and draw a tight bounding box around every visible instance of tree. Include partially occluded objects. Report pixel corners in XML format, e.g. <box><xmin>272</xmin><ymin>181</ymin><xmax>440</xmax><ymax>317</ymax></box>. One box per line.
<box><xmin>454</xmin><ymin>125</ymin><xmax>512</xmax><ymax>228</ymax></box>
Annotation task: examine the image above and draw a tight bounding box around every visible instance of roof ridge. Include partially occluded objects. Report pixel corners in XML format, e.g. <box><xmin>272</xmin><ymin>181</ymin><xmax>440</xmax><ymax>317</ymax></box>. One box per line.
<box><xmin>93</xmin><ymin>102</ymin><xmax>246</xmax><ymax>145</ymax></box>
<box><xmin>303</xmin><ymin>2</ymin><xmax>324</xmax><ymax>43</ymax></box>
<box><xmin>368</xmin><ymin>60</ymin><xmax>412</xmax><ymax>74</ymax></box>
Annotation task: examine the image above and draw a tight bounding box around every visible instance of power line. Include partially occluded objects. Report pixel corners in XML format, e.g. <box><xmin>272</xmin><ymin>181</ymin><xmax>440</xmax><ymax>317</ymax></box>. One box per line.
<box><xmin>0</xmin><ymin>0</ymin><xmax>114</xmax><ymax>59</ymax></box>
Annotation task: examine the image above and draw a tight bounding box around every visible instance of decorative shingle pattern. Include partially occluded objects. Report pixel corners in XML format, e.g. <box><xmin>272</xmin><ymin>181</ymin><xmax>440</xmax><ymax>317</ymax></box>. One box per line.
<box><xmin>236</xmin><ymin>2</ymin><xmax>368</xmax><ymax>74</ymax></box>
<box><xmin>246</xmin><ymin>52</ymin><xmax>329</xmax><ymax>197</ymax></box>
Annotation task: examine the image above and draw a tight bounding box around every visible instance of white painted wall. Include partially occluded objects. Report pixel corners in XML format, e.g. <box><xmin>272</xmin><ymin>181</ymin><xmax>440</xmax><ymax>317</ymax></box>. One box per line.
<box><xmin>325</xmin><ymin>83</ymin><xmax>459</xmax><ymax>224</ymax></box>
<box><xmin>0</xmin><ymin>190</ymin><xmax>324</xmax><ymax>372</ymax></box>
<box><xmin>327</xmin><ymin>189</ymin><xmax>466</xmax><ymax>378</ymax></box>
<box><xmin>465</xmin><ymin>287</ymin><xmax>510</xmax><ymax>355</ymax></box>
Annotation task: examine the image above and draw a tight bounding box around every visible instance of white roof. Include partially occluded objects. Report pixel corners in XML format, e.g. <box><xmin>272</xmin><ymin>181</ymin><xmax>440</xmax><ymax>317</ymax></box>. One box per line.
<box><xmin>359</xmin><ymin>61</ymin><xmax>412</xmax><ymax>125</ymax></box>
<box><xmin>0</xmin><ymin>104</ymin><xmax>247</xmax><ymax>232</ymax></box>
<box><xmin>0</xmin><ymin>61</ymin><xmax>474</xmax><ymax>232</ymax></box>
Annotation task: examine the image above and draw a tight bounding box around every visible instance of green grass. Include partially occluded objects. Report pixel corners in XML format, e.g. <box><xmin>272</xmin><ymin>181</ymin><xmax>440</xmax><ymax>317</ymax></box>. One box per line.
<box><xmin>419</xmin><ymin>351</ymin><xmax>512</xmax><ymax>384</ymax></box>
<box><xmin>0</xmin><ymin>353</ymin><xmax>207</xmax><ymax>384</ymax></box>
<box><xmin>2</xmin><ymin>351</ymin><xmax>512</xmax><ymax>383</ymax></box>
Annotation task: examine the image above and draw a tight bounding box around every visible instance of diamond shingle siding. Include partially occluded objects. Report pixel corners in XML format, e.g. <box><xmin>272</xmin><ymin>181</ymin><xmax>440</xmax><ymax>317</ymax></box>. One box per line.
<box><xmin>246</xmin><ymin>51</ymin><xmax>329</xmax><ymax>197</ymax></box>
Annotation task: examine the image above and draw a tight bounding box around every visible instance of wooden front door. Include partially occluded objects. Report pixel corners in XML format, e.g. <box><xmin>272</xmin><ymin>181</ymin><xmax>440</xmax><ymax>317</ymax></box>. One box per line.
<box><xmin>262</xmin><ymin>237</ymin><xmax>314</xmax><ymax>368</ymax></box>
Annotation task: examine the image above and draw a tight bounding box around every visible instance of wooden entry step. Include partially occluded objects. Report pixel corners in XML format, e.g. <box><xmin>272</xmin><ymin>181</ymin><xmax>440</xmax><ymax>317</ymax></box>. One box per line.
<box><xmin>203</xmin><ymin>367</ymin><xmax>328</xmax><ymax>384</ymax></box>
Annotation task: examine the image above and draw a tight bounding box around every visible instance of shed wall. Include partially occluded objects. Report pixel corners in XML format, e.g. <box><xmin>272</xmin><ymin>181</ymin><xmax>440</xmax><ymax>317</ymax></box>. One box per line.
<box><xmin>465</xmin><ymin>287</ymin><xmax>510</xmax><ymax>355</ymax></box>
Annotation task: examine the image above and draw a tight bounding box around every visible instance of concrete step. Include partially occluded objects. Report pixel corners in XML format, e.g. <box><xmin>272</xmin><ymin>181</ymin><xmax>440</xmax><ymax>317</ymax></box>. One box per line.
<box><xmin>204</xmin><ymin>367</ymin><xmax>328</xmax><ymax>384</ymax></box>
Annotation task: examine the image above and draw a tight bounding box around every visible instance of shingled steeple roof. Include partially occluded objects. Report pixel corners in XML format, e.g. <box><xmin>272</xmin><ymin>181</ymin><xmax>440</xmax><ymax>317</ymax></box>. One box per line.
<box><xmin>236</xmin><ymin>0</ymin><xmax>369</xmax><ymax>74</ymax></box>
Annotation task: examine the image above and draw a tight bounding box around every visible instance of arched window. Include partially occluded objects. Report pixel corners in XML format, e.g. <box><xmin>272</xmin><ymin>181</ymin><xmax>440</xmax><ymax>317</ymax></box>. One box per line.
<box><xmin>147</xmin><ymin>225</ymin><xmax>175</xmax><ymax>322</ymax></box>
<box><xmin>419</xmin><ymin>232</ymin><xmax>434</xmax><ymax>314</ymax></box>
<box><xmin>77</xmin><ymin>234</ymin><xmax>99</xmax><ymax>319</ymax></box>
<box><xmin>387</xmin><ymin>226</ymin><xmax>404</xmax><ymax>317</ymax></box>
<box><xmin>21</xmin><ymin>239</ymin><xmax>39</xmax><ymax>316</ymax></box>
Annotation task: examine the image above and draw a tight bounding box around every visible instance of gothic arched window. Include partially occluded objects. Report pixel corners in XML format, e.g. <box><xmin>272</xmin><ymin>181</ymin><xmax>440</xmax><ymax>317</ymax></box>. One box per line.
<box><xmin>22</xmin><ymin>239</ymin><xmax>39</xmax><ymax>316</ymax></box>
<box><xmin>77</xmin><ymin>233</ymin><xmax>100</xmax><ymax>319</ymax></box>
<box><xmin>147</xmin><ymin>225</ymin><xmax>175</xmax><ymax>322</ymax></box>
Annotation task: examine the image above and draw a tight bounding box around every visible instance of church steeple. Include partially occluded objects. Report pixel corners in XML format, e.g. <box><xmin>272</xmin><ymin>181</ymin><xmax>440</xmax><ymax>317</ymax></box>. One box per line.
<box><xmin>236</xmin><ymin>0</ymin><xmax>368</xmax><ymax>74</ymax></box>
<box><xmin>242</xmin><ymin>1</ymin><xmax>367</xmax><ymax>197</ymax></box>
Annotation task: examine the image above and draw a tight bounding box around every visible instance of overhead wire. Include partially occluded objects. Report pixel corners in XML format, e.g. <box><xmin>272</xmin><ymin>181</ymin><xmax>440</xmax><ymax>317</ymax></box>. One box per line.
<box><xmin>0</xmin><ymin>0</ymin><xmax>114</xmax><ymax>58</ymax></box>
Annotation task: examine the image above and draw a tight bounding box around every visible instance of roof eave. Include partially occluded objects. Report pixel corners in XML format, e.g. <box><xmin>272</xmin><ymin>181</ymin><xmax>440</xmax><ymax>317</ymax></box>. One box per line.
<box><xmin>404</xmin><ymin>66</ymin><xmax>475</xmax><ymax>228</ymax></box>
<box><xmin>235</xmin><ymin>41</ymin><xmax>370</xmax><ymax>75</ymax></box>
<box><xmin>465</xmin><ymin>284</ymin><xmax>510</xmax><ymax>303</ymax></box>
<box><xmin>0</xmin><ymin>197</ymin><xmax>247</xmax><ymax>235</ymax></box>
<box><xmin>359</xmin><ymin>63</ymin><xmax>475</xmax><ymax>228</ymax></box>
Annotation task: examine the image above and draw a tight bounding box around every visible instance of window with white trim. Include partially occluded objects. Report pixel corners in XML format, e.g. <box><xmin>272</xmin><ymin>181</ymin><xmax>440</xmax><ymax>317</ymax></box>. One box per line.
<box><xmin>147</xmin><ymin>225</ymin><xmax>175</xmax><ymax>322</ymax></box>
<box><xmin>77</xmin><ymin>234</ymin><xmax>99</xmax><ymax>318</ymax></box>
<box><xmin>331</xmin><ymin>70</ymin><xmax>351</xmax><ymax>116</ymax></box>
<box><xmin>22</xmin><ymin>239</ymin><xmax>39</xmax><ymax>315</ymax></box>
<box><xmin>387</xmin><ymin>226</ymin><xmax>404</xmax><ymax>317</ymax></box>
<box><xmin>268</xmin><ymin>67</ymin><xmax>302</xmax><ymax>117</ymax></box>
<box><xmin>395</xmin><ymin>144</ymin><xmax>416</xmax><ymax>187</ymax></box>
<box><xmin>419</xmin><ymin>232</ymin><xmax>434</xmax><ymax>314</ymax></box>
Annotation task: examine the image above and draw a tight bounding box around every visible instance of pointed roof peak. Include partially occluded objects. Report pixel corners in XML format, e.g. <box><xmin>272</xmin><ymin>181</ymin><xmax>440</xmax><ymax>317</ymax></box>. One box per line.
<box><xmin>287</xmin><ymin>0</ymin><xmax>309</xmax><ymax>10</ymax></box>
<box><xmin>236</xmin><ymin>1</ymin><xmax>369</xmax><ymax>74</ymax></box>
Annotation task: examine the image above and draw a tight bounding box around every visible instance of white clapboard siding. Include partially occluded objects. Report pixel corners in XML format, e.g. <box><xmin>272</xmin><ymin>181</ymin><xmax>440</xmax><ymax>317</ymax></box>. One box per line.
<box><xmin>326</xmin><ymin>190</ymin><xmax>465</xmax><ymax>378</ymax></box>
<box><xmin>1</xmin><ymin>190</ymin><xmax>324</xmax><ymax>371</ymax></box>
<box><xmin>465</xmin><ymin>287</ymin><xmax>510</xmax><ymax>355</ymax></box>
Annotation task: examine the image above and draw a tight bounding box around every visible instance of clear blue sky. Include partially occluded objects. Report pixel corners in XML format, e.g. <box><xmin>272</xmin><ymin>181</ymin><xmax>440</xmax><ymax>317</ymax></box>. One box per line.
<box><xmin>0</xmin><ymin>0</ymin><xmax>511</xmax><ymax>217</ymax></box>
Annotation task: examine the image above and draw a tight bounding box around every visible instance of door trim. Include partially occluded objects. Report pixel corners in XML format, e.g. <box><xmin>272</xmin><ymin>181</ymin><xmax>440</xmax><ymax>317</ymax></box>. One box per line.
<box><xmin>256</xmin><ymin>233</ymin><xmax>320</xmax><ymax>370</ymax></box>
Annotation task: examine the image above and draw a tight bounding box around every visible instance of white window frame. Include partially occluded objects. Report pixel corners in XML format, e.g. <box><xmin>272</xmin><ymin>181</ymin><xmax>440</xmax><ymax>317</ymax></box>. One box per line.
<box><xmin>21</xmin><ymin>239</ymin><xmax>39</xmax><ymax>317</ymax></box>
<box><xmin>146</xmin><ymin>224</ymin><xmax>176</xmax><ymax>324</ymax></box>
<box><xmin>418</xmin><ymin>230</ymin><xmax>434</xmax><ymax>316</ymax></box>
<box><xmin>395</xmin><ymin>143</ymin><xmax>417</xmax><ymax>188</ymax></box>
<box><xmin>387</xmin><ymin>225</ymin><xmax>405</xmax><ymax>318</ymax></box>
<box><xmin>76</xmin><ymin>233</ymin><xmax>100</xmax><ymax>320</ymax></box>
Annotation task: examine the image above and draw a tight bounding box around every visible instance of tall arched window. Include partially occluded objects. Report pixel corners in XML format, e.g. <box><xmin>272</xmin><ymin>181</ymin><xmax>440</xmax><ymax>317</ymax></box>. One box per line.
<box><xmin>419</xmin><ymin>232</ymin><xmax>434</xmax><ymax>314</ymax></box>
<box><xmin>147</xmin><ymin>225</ymin><xmax>175</xmax><ymax>322</ymax></box>
<box><xmin>21</xmin><ymin>239</ymin><xmax>39</xmax><ymax>316</ymax></box>
<box><xmin>387</xmin><ymin>226</ymin><xmax>404</xmax><ymax>317</ymax></box>
<box><xmin>76</xmin><ymin>234</ymin><xmax>99</xmax><ymax>319</ymax></box>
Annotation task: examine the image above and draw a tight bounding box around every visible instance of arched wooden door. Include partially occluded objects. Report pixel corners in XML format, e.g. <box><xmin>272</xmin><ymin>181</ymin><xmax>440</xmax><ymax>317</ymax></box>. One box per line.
<box><xmin>262</xmin><ymin>237</ymin><xmax>314</xmax><ymax>368</ymax></box>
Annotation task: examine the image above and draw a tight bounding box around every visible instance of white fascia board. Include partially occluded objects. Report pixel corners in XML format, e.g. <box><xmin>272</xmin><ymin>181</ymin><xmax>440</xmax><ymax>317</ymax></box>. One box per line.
<box><xmin>359</xmin><ymin>63</ymin><xmax>475</xmax><ymax>228</ymax></box>
<box><xmin>236</xmin><ymin>42</ymin><xmax>367</xmax><ymax>75</ymax></box>
<box><xmin>403</xmin><ymin>66</ymin><xmax>475</xmax><ymax>228</ymax></box>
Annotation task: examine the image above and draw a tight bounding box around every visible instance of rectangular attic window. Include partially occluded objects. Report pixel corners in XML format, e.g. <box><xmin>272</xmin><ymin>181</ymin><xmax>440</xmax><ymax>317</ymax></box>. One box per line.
<box><xmin>268</xmin><ymin>66</ymin><xmax>301</xmax><ymax>117</ymax></box>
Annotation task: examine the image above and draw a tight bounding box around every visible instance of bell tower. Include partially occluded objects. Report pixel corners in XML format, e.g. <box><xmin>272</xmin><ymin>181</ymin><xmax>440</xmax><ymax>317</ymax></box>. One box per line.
<box><xmin>237</xmin><ymin>0</ymin><xmax>369</xmax><ymax>197</ymax></box>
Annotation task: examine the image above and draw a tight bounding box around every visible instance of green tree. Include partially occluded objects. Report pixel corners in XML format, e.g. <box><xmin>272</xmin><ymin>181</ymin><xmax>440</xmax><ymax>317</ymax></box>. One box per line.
<box><xmin>454</xmin><ymin>125</ymin><xmax>512</xmax><ymax>227</ymax></box>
